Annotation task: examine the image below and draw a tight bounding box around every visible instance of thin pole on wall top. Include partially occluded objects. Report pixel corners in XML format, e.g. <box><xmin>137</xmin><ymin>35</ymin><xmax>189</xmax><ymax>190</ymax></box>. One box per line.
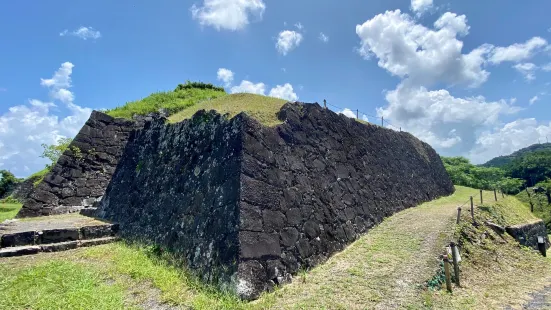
<box><xmin>356</xmin><ymin>109</ymin><xmax>359</xmax><ymax>119</ymax></box>
<box><xmin>381</xmin><ymin>116</ymin><xmax>384</xmax><ymax>127</ymax></box>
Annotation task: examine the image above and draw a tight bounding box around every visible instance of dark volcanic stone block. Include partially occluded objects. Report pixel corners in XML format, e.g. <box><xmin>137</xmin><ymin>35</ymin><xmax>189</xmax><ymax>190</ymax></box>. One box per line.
<box><xmin>80</xmin><ymin>224</ymin><xmax>116</xmax><ymax>239</ymax></box>
<box><xmin>40</xmin><ymin>228</ymin><xmax>80</xmax><ymax>244</ymax></box>
<box><xmin>97</xmin><ymin>103</ymin><xmax>454</xmax><ymax>300</ymax></box>
<box><xmin>1</xmin><ymin>231</ymin><xmax>37</xmax><ymax>247</ymax></box>
<box><xmin>506</xmin><ymin>220</ymin><xmax>550</xmax><ymax>250</ymax></box>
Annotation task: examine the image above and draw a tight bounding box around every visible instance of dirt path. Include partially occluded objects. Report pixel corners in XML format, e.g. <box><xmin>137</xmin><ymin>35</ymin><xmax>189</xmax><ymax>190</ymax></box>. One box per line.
<box><xmin>260</xmin><ymin>193</ymin><xmax>463</xmax><ymax>309</ymax></box>
<box><xmin>517</xmin><ymin>284</ymin><xmax>551</xmax><ymax>310</ymax></box>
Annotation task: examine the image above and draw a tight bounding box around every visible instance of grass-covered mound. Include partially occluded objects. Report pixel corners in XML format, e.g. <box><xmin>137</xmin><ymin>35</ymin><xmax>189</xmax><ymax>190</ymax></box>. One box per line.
<box><xmin>168</xmin><ymin>93</ymin><xmax>288</xmax><ymax>127</ymax></box>
<box><xmin>106</xmin><ymin>82</ymin><xmax>227</xmax><ymax>119</ymax></box>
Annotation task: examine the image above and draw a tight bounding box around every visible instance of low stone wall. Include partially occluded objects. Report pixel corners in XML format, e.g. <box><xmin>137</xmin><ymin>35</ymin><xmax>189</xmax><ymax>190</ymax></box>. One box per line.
<box><xmin>17</xmin><ymin>111</ymin><xmax>153</xmax><ymax>217</ymax></box>
<box><xmin>98</xmin><ymin>102</ymin><xmax>455</xmax><ymax>300</ymax></box>
<box><xmin>506</xmin><ymin>220</ymin><xmax>550</xmax><ymax>250</ymax></box>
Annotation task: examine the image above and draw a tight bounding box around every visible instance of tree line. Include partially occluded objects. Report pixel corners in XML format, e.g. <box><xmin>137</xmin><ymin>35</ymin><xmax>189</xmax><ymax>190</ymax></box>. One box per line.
<box><xmin>441</xmin><ymin>149</ymin><xmax>551</xmax><ymax>196</ymax></box>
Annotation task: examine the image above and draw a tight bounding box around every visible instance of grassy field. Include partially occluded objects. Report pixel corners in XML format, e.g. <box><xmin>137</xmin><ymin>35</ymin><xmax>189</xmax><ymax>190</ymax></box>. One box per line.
<box><xmin>0</xmin><ymin>203</ymin><xmax>22</xmax><ymax>222</ymax></box>
<box><xmin>1</xmin><ymin>187</ymin><xmax>550</xmax><ymax>309</ymax></box>
<box><xmin>168</xmin><ymin>93</ymin><xmax>288</xmax><ymax>127</ymax></box>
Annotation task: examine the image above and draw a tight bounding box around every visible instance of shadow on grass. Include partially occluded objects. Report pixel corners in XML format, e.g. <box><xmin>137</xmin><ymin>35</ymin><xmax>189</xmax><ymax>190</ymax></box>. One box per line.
<box><xmin>0</xmin><ymin>207</ymin><xmax>17</xmax><ymax>212</ymax></box>
<box><xmin>81</xmin><ymin>240</ymin><xmax>250</xmax><ymax>309</ymax></box>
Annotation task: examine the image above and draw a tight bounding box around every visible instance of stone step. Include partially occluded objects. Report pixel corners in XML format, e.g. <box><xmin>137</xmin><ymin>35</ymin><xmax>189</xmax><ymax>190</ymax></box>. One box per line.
<box><xmin>0</xmin><ymin>223</ymin><xmax>118</xmax><ymax>248</ymax></box>
<box><xmin>0</xmin><ymin>236</ymin><xmax>118</xmax><ymax>258</ymax></box>
<box><xmin>79</xmin><ymin>207</ymin><xmax>98</xmax><ymax>217</ymax></box>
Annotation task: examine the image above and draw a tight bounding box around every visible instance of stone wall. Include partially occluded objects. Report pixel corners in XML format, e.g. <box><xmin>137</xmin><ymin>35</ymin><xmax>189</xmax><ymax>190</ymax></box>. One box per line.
<box><xmin>16</xmin><ymin>111</ymin><xmax>151</xmax><ymax>217</ymax></box>
<box><xmin>506</xmin><ymin>219</ymin><xmax>550</xmax><ymax>250</ymax></box>
<box><xmin>236</xmin><ymin>103</ymin><xmax>454</xmax><ymax>298</ymax></box>
<box><xmin>98</xmin><ymin>102</ymin><xmax>454</xmax><ymax>300</ymax></box>
<box><xmin>8</xmin><ymin>177</ymin><xmax>38</xmax><ymax>203</ymax></box>
<box><xmin>98</xmin><ymin>110</ymin><xmax>243</xmax><ymax>289</ymax></box>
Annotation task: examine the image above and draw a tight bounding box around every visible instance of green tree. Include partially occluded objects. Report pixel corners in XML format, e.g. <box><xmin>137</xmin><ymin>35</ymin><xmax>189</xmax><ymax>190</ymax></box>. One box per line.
<box><xmin>497</xmin><ymin>177</ymin><xmax>525</xmax><ymax>195</ymax></box>
<box><xmin>506</xmin><ymin>150</ymin><xmax>551</xmax><ymax>186</ymax></box>
<box><xmin>535</xmin><ymin>179</ymin><xmax>551</xmax><ymax>204</ymax></box>
<box><xmin>441</xmin><ymin>156</ymin><xmax>506</xmax><ymax>190</ymax></box>
<box><xmin>0</xmin><ymin>170</ymin><xmax>20</xmax><ymax>198</ymax></box>
<box><xmin>40</xmin><ymin>137</ymin><xmax>73</xmax><ymax>169</ymax></box>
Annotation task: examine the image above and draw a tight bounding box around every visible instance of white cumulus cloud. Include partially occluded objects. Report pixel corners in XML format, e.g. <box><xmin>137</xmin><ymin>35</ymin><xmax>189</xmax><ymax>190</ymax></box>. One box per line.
<box><xmin>319</xmin><ymin>32</ymin><xmax>329</xmax><ymax>43</ymax></box>
<box><xmin>378</xmin><ymin>85</ymin><xmax>519</xmax><ymax>151</ymax></box>
<box><xmin>60</xmin><ymin>27</ymin><xmax>101</xmax><ymax>40</ymax></box>
<box><xmin>542</xmin><ymin>62</ymin><xmax>551</xmax><ymax>72</ymax></box>
<box><xmin>354</xmin><ymin>9</ymin><xmax>541</xmax><ymax>163</ymax></box>
<box><xmin>276</xmin><ymin>30</ymin><xmax>303</xmax><ymax>55</ymax></box>
<box><xmin>0</xmin><ymin>62</ymin><xmax>92</xmax><ymax>177</ymax></box>
<box><xmin>338</xmin><ymin>108</ymin><xmax>357</xmax><ymax>119</ymax></box>
<box><xmin>469</xmin><ymin>119</ymin><xmax>551</xmax><ymax>164</ymax></box>
<box><xmin>488</xmin><ymin>37</ymin><xmax>548</xmax><ymax>64</ymax></box>
<box><xmin>529</xmin><ymin>95</ymin><xmax>539</xmax><ymax>105</ymax></box>
<box><xmin>230</xmin><ymin>80</ymin><xmax>266</xmax><ymax>95</ymax></box>
<box><xmin>190</xmin><ymin>0</ymin><xmax>265</xmax><ymax>31</ymax></box>
<box><xmin>513</xmin><ymin>63</ymin><xmax>537</xmax><ymax>81</ymax></box>
<box><xmin>356</xmin><ymin>10</ymin><xmax>490</xmax><ymax>88</ymax></box>
<box><xmin>217</xmin><ymin>68</ymin><xmax>234</xmax><ymax>87</ymax></box>
<box><xmin>410</xmin><ymin>0</ymin><xmax>433</xmax><ymax>16</ymax></box>
<box><xmin>268</xmin><ymin>83</ymin><xmax>298</xmax><ymax>101</ymax></box>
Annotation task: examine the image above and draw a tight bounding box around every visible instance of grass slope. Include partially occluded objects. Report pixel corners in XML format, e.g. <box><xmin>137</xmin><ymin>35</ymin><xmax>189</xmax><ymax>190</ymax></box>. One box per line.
<box><xmin>168</xmin><ymin>93</ymin><xmax>288</xmax><ymax>127</ymax></box>
<box><xmin>0</xmin><ymin>203</ymin><xmax>22</xmax><ymax>222</ymax></box>
<box><xmin>1</xmin><ymin>187</ymin><xmax>549</xmax><ymax>309</ymax></box>
<box><xmin>431</xmin><ymin>194</ymin><xmax>550</xmax><ymax>309</ymax></box>
<box><xmin>106</xmin><ymin>87</ymin><xmax>227</xmax><ymax>119</ymax></box>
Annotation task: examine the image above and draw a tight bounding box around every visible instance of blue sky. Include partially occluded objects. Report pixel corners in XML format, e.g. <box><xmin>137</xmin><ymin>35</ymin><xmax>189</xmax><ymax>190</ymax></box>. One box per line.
<box><xmin>1</xmin><ymin>0</ymin><xmax>551</xmax><ymax>177</ymax></box>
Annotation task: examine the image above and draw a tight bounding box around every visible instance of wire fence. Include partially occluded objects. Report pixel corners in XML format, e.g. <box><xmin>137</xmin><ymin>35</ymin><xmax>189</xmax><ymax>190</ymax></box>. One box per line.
<box><xmin>322</xmin><ymin>99</ymin><xmax>405</xmax><ymax>132</ymax></box>
<box><xmin>440</xmin><ymin>187</ymin><xmax>507</xmax><ymax>292</ymax></box>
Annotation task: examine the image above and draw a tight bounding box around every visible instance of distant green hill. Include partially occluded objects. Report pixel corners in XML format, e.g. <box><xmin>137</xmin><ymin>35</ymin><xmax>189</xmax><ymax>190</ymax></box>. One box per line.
<box><xmin>481</xmin><ymin>142</ymin><xmax>551</xmax><ymax>168</ymax></box>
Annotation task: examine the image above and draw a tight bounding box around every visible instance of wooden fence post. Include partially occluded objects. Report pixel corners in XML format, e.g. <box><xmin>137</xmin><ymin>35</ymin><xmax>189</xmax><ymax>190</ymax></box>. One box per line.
<box><xmin>480</xmin><ymin>189</ymin><xmax>483</xmax><ymax>205</ymax></box>
<box><xmin>538</xmin><ymin>236</ymin><xmax>547</xmax><ymax>257</ymax></box>
<box><xmin>450</xmin><ymin>242</ymin><xmax>460</xmax><ymax>286</ymax></box>
<box><xmin>470</xmin><ymin>196</ymin><xmax>475</xmax><ymax>222</ymax></box>
<box><xmin>494</xmin><ymin>189</ymin><xmax>497</xmax><ymax>201</ymax></box>
<box><xmin>456</xmin><ymin>207</ymin><xmax>462</xmax><ymax>224</ymax></box>
<box><xmin>443</xmin><ymin>256</ymin><xmax>452</xmax><ymax>293</ymax></box>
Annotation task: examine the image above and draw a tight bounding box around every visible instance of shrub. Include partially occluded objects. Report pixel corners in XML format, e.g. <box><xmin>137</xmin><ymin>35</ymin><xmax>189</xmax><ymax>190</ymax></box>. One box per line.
<box><xmin>174</xmin><ymin>81</ymin><xmax>225</xmax><ymax>92</ymax></box>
